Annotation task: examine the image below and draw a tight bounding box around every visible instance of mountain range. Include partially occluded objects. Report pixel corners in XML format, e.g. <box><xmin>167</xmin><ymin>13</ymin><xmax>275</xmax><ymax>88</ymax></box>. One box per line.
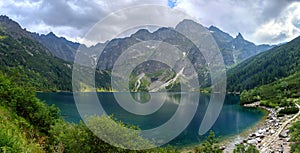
<box><xmin>227</xmin><ymin>35</ymin><xmax>300</xmax><ymax>92</ymax></box>
<box><xmin>0</xmin><ymin>15</ymin><xmax>275</xmax><ymax>91</ymax></box>
<box><xmin>28</xmin><ymin>18</ymin><xmax>273</xmax><ymax>68</ymax></box>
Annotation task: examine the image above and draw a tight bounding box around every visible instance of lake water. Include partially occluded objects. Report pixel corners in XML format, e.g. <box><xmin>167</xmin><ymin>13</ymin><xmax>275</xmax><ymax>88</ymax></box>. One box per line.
<box><xmin>37</xmin><ymin>92</ymin><xmax>266</xmax><ymax>147</ymax></box>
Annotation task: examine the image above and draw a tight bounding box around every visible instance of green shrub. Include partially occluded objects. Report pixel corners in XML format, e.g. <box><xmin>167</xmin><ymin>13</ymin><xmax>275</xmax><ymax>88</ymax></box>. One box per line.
<box><xmin>278</xmin><ymin>107</ymin><xmax>299</xmax><ymax>115</ymax></box>
<box><xmin>0</xmin><ymin>72</ymin><xmax>60</xmax><ymax>133</ymax></box>
<box><xmin>49</xmin><ymin>116</ymin><xmax>179</xmax><ymax>153</ymax></box>
<box><xmin>0</xmin><ymin>106</ymin><xmax>43</xmax><ymax>153</ymax></box>
<box><xmin>233</xmin><ymin>144</ymin><xmax>259</xmax><ymax>153</ymax></box>
<box><xmin>290</xmin><ymin>121</ymin><xmax>300</xmax><ymax>152</ymax></box>
<box><xmin>194</xmin><ymin>131</ymin><xmax>222</xmax><ymax>153</ymax></box>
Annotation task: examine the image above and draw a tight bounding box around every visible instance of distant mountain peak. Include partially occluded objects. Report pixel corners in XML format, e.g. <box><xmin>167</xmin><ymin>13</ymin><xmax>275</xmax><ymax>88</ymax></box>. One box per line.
<box><xmin>236</xmin><ymin>33</ymin><xmax>244</xmax><ymax>39</ymax></box>
<box><xmin>0</xmin><ymin>15</ymin><xmax>22</xmax><ymax>29</ymax></box>
<box><xmin>134</xmin><ymin>29</ymin><xmax>151</xmax><ymax>35</ymax></box>
<box><xmin>47</xmin><ymin>32</ymin><xmax>56</xmax><ymax>37</ymax></box>
<box><xmin>208</xmin><ymin>25</ymin><xmax>233</xmax><ymax>39</ymax></box>
<box><xmin>0</xmin><ymin>15</ymin><xmax>10</xmax><ymax>20</ymax></box>
<box><xmin>208</xmin><ymin>25</ymin><xmax>234</xmax><ymax>49</ymax></box>
<box><xmin>208</xmin><ymin>25</ymin><xmax>222</xmax><ymax>32</ymax></box>
<box><xmin>0</xmin><ymin>15</ymin><xmax>35</xmax><ymax>40</ymax></box>
<box><xmin>176</xmin><ymin>19</ymin><xmax>203</xmax><ymax>28</ymax></box>
<box><xmin>175</xmin><ymin>19</ymin><xmax>207</xmax><ymax>34</ymax></box>
<box><xmin>181</xmin><ymin>19</ymin><xmax>196</xmax><ymax>23</ymax></box>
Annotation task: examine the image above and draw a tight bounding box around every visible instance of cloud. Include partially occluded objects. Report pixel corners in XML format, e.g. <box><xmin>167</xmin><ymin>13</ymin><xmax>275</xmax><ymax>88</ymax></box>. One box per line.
<box><xmin>174</xmin><ymin>0</ymin><xmax>300</xmax><ymax>44</ymax></box>
<box><xmin>0</xmin><ymin>0</ymin><xmax>300</xmax><ymax>45</ymax></box>
<box><xmin>0</xmin><ymin>0</ymin><xmax>167</xmax><ymax>43</ymax></box>
<box><xmin>253</xmin><ymin>2</ymin><xmax>300</xmax><ymax>44</ymax></box>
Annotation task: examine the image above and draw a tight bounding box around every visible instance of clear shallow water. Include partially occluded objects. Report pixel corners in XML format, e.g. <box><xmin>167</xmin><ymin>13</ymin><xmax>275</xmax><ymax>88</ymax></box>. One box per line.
<box><xmin>37</xmin><ymin>92</ymin><xmax>266</xmax><ymax>147</ymax></box>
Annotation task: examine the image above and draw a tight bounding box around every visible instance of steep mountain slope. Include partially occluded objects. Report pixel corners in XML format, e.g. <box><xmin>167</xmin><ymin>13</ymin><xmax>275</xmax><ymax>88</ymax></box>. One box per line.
<box><xmin>228</xmin><ymin>33</ymin><xmax>272</xmax><ymax>64</ymax></box>
<box><xmin>208</xmin><ymin>26</ymin><xmax>235</xmax><ymax>65</ymax></box>
<box><xmin>209</xmin><ymin>26</ymin><xmax>273</xmax><ymax>65</ymax></box>
<box><xmin>96</xmin><ymin>22</ymin><xmax>210</xmax><ymax>90</ymax></box>
<box><xmin>0</xmin><ymin>15</ymin><xmax>72</xmax><ymax>91</ymax></box>
<box><xmin>98</xmin><ymin>20</ymin><xmax>273</xmax><ymax>69</ymax></box>
<box><xmin>227</xmin><ymin>36</ymin><xmax>300</xmax><ymax>92</ymax></box>
<box><xmin>31</xmin><ymin>32</ymin><xmax>80</xmax><ymax>62</ymax></box>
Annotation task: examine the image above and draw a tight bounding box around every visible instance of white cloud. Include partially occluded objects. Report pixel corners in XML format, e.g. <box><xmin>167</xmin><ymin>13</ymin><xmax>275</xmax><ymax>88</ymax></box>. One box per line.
<box><xmin>0</xmin><ymin>0</ymin><xmax>170</xmax><ymax>44</ymax></box>
<box><xmin>0</xmin><ymin>0</ymin><xmax>299</xmax><ymax>45</ymax></box>
<box><xmin>253</xmin><ymin>2</ymin><xmax>300</xmax><ymax>44</ymax></box>
<box><xmin>174</xmin><ymin>0</ymin><xmax>300</xmax><ymax>44</ymax></box>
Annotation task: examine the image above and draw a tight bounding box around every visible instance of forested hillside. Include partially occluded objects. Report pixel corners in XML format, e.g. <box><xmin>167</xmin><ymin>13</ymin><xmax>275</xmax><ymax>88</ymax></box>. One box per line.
<box><xmin>240</xmin><ymin>71</ymin><xmax>300</xmax><ymax>106</ymax></box>
<box><xmin>227</xmin><ymin>36</ymin><xmax>300</xmax><ymax>92</ymax></box>
<box><xmin>0</xmin><ymin>16</ymin><xmax>72</xmax><ymax>91</ymax></box>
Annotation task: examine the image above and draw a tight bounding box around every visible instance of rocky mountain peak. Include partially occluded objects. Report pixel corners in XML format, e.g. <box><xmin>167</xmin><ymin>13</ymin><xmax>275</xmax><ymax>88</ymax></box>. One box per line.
<box><xmin>0</xmin><ymin>15</ymin><xmax>24</xmax><ymax>33</ymax></box>
<box><xmin>46</xmin><ymin>32</ymin><xmax>56</xmax><ymax>37</ymax></box>
<box><xmin>0</xmin><ymin>15</ymin><xmax>33</xmax><ymax>39</ymax></box>
<box><xmin>176</xmin><ymin>19</ymin><xmax>205</xmax><ymax>30</ymax></box>
<box><xmin>0</xmin><ymin>15</ymin><xmax>20</xmax><ymax>27</ymax></box>
<box><xmin>236</xmin><ymin>33</ymin><xmax>244</xmax><ymax>40</ymax></box>
<box><xmin>132</xmin><ymin>29</ymin><xmax>151</xmax><ymax>36</ymax></box>
<box><xmin>209</xmin><ymin>25</ymin><xmax>222</xmax><ymax>32</ymax></box>
<box><xmin>208</xmin><ymin>25</ymin><xmax>234</xmax><ymax>45</ymax></box>
<box><xmin>0</xmin><ymin>15</ymin><xmax>11</xmax><ymax>22</ymax></box>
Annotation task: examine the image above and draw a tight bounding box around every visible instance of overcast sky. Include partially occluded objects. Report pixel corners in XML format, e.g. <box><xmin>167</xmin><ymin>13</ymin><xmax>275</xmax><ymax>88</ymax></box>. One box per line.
<box><xmin>1</xmin><ymin>0</ymin><xmax>300</xmax><ymax>45</ymax></box>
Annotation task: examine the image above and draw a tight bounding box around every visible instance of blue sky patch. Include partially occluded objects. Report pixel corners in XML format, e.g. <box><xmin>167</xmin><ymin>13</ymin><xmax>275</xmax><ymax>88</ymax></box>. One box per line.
<box><xmin>168</xmin><ymin>0</ymin><xmax>177</xmax><ymax>8</ymax></box>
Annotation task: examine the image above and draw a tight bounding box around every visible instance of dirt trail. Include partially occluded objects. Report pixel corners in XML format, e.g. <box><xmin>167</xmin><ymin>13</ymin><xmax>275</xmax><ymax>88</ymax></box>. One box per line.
<box><xmin>259</xmin><ymin>103</ymin><xmax>300</xmax><ymax>152</ymax></box>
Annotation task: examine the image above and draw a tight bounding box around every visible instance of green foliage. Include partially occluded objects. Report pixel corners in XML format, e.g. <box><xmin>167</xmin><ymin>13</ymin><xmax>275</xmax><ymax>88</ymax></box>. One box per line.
<box><xmin>227</xmin><ymin>36</ymin><xmax>300</xmax><ymax>92</ymax></box>
<box><xmin>240</xmin><ymin>89</ymin><xmax>261</xmax><ymax>104</ymax></box>
<box><xmin>194</xmin><ymin>131</ymin><xmax>222</xmax><ymax>153</ymax></box>
<box><xmin>278</xmin><ymin>107</ymin><xmax>299</xmax><ymax>115</ymax></box>
<box><xmin>0</xmin><ymin>106</ymin><xmax>43</xmax><ymax>153</ymax></box>
<box><xmin>0</xmin><ymin>72</ymin><xmax>60</xmax><ymax>133</ymax></box>
<box><xmin>233</xmin><ymin>144</ymin><xmax>259</xmax><ymax>153</ymax></box>
<box><xmin>239</xmin><ymin>71</ymin><xmax>300</xmax><ymax>107</ymax></box>
<box><xmin>290</xmin><ymin>121</ymin><xmax>300</xmax><ymax>152</ymax></box>
<box><xmin>246</xmin><ymin>145</ymin><xmax>259</xmax><ymax>153</ymax></box>
<box><xmin>86</xmin><ymin>115</ymin><xmax>155</xmax><ymax>150</ymax></box>
<box><xmin>139</xmin><ymin>78</ymin><xmax>150</xmax><ymax>92</ymax></box>
<box><xmin>49</xmin><ymin>115</ymin><xmax>177</xmax><ymax>153</ymax></box>
<box><xmin>95</xmin><ymin>70</ymin><xmax>112</xmax><ymax>90</ymax></box>
<box><xmin>0</xmin><ymin>70</ymin><xmax>181</xmax><ymax>152</ymax></box>
<box><xmin>259</xmin><ymin>100</ymin><xmax>277</xmax><ymax>108</ymax></box>
<box><xmin>48</xmin><ymin>120</ymin><xmax>92</xmax><ymax>152</ymax></box>
<box><xmin>0</xmin><ymin>29</ymin><xmax>72</xmax><ymax>91</ymax></box>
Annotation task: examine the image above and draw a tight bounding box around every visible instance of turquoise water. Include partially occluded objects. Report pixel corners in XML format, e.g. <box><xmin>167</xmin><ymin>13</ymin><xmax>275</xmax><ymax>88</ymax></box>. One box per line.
<box><xmin>37</xmin><ymin>92</ymin><xmax>265</xmax><ymax>147</ymax></box>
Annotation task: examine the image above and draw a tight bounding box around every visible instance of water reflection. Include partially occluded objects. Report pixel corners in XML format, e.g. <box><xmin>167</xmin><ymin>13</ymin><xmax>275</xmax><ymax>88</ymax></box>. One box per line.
<box><xmin>37</xmin><ymin>92</ymin><xmax>266</xmax><ymax>147</ymax></box>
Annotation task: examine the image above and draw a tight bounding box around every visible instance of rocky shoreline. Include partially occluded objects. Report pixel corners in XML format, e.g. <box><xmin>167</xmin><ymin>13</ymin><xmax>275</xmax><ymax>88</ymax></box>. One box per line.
<box><xmin>224</xmin><ymin>101</ymin><xmax>300</xmax><ymax>153</ymax></box>
<box><xmin>180</xmin><ymin>101</ymin><xmax>300</xmax><ymax>153</ymax></box>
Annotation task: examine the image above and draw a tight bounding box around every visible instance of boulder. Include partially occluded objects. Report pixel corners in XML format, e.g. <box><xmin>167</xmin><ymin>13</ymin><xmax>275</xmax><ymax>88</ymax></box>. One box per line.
<box><xmin>270</xmin><ymin>129</ymin><xmax>275</xmax><ymax>134</ymax></box>
<box><xmin>248</xmin><ymin>139</ymin><xmax>258</xmax><ymax>144</ymax></box>
<box><xmin>279</xmin><ymin>132</ymin><xmax>288</xmax><ymax>138</ymax></box>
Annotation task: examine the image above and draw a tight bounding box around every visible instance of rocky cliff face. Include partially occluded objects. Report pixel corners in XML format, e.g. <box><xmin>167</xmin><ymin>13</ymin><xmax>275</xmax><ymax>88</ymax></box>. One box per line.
<box><xmin>31</xmin><ymin>32</ymin><xmax>80</xmax><ymax>62</ymax></box>
<box><xmin>209</xmin><ymin>27</ymin><xmax>273</xmax><ymax>66</ymax></box>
